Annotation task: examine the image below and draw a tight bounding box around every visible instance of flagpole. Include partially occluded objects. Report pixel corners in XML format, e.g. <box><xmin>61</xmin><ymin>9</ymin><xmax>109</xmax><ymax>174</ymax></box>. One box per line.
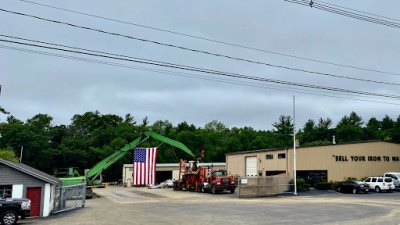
<box><xmin>293</xmin><ymin>95</ymin><xmax>297</xmax><ymax>195</ymax></box>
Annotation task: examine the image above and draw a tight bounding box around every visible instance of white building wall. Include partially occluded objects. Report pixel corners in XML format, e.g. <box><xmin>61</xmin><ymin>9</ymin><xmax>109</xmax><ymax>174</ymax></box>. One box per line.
<box><xmin>48</xmin><ymin>184</ymin><xmax>55</xmax><ymax>214</ymax></box>
<box><xmin>11</xmin><ymin>184</ymin><xmax>23</xmax><ymax>198</ymax></box>
<box><xmin>42</xmin><ymin>183</ymin><xmax>51</xmax><ymax>217</ymax></box>
<box><xmin>172</xmin><ymin>170</ymin><xmax>179</xmax><ymax>180</ymax></box>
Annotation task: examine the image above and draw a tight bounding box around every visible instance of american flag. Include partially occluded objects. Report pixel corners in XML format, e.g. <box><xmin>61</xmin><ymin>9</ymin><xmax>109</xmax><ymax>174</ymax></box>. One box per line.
<box><xmin>133</xmin><ymin>148</ymin><xmax>158</xmax><ymax>185</ymax></box>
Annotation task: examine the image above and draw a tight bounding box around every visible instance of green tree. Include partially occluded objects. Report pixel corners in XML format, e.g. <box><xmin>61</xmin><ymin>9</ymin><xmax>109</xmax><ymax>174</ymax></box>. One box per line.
<box><xmin>364</xmin><ymin>117</ymin><xmax>381</xmax><ymax>140</ymax></box>
<box><xmin>317</xmin><ymin>118</ymin><xmax>332</xmax><ymax>129</ymax></box>
<box><xmin>337</xmin><ymin>112</ymin><xmax>363</xmax><ymax>128</ymax></box>
<box><xmin>0</xmin><ymin>148</ymin><xmax>19</xmax><ymax>162</ymax></box>
<box><xmin>336</xmin><ymin>112</ymin><xmax>364</xmax><ymax>143</ymax></box>
<box><xmin>272</xmin><ymin>115</ymin><xmax>293</xmax><ymax>146</ymax></box>
<box><xmin>381</xmin><ymin>115</ymin><xmax>394</xmax><ymax>130</ymax></box>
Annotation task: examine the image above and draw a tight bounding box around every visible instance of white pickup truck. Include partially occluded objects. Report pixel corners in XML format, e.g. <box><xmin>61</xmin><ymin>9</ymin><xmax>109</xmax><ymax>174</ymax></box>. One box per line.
<box><xmin>384</xmin><ymin>172</ymin><xmax>400</xmax><ymax>188</ymax></box>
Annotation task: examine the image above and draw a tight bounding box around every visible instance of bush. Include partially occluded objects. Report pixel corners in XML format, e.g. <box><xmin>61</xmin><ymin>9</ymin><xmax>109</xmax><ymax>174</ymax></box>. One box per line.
<box><xmin>330</xmin><ymin>180</ymin><xmax>345</xmax><ymax>189</ymax></box>
<box><xmin>316</xmin><ymin>182</ymin><xmax>334</xmax><ymax>190</ymax></box>
<box><xmin>289</xmin><ymin>178</ymin><xmax>309</xmax><ymax>191</ymax></box>
<box><xmin>346</xmin><ymin>177</ymin><xmax>357</xmax><ymax>181</ymax></box>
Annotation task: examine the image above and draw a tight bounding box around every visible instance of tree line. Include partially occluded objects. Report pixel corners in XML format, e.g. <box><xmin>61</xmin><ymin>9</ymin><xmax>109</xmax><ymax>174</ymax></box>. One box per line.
<box><xmin>0</xmin><ymin>111</ymin><xmax>399</xmax><ymax>181</ymax></box>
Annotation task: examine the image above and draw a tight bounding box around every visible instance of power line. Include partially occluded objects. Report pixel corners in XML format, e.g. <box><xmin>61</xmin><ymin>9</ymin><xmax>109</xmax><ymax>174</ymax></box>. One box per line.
<box><xmin>318</xmin><ymin>0</ymin><xmax>400</xmax><ymax>22</ymax></box>
<box><xmin>2</xmin><ymin>34</ymin><xmax>379</xmax><ymax>100</ymax></box>
<box><xmin>0</xmin><ymin>34</ymin><xmax>373</xmax><ymax>100</ymax></box>
<box><xmin>0</xmin><ymin>34</ymin><xmax>215</xmax><ymax>75</ymax></box>
<box><xmin>4</xmin><ymin>33</ymin><xmax>400</xmax><ymax>91</ymax></box>
<box><xmin>1</xmin><ymin>43</ymin><xmax>399</xmax><ymax>107</ymax></box>
<box><xmin>17</xmin><ymin>0</ymin><xmax>400</xmax><ymax>77</ymax></box>
<box><xmin>285</xmin><ymin>0</ymin><xmax>400</xmax><ymax>28</ymax></box>
<box><xmin>1</xmin><ymin>8</ymin><xmax>400</xmax><ymax>87</ymax></box>
<box><xmin>1</xmin><ymin>38</ymin><xmax>400</xmax><ymax>101</ymax></box>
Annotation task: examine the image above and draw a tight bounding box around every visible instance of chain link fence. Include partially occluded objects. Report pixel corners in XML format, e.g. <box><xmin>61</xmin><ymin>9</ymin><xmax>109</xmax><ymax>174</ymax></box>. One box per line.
<box><xmin>53</xmin><ymin>182</ymin><xmax>86</xmax><ymax>214</ymax></box>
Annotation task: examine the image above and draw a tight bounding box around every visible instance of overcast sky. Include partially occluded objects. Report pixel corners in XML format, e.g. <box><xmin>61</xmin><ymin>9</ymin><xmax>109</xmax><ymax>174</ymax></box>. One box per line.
<box><xmin>1</xmin><ymin>0</ymin><xmax>400</xmax><ymax>130</ymax></box>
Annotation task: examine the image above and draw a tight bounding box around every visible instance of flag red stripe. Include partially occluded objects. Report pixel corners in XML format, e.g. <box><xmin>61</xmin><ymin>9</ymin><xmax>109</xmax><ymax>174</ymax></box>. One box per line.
<box><xmin>154</xmin><ymin>148</ymin><xmax>158</xmax><ymax>184</ymax></box>
<box><xmin>135</xmin><ymin>162</ymin><xmax>138</xmax><ymax>185</ymax></box>
<box><xmin>149</xmin><ymin>149</ymin><xmax>154</xmax><ymax>183</ymax></box>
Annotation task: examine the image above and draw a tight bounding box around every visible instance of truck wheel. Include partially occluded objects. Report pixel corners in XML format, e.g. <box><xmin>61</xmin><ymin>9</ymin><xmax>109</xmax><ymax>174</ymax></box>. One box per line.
<box><xmin>211</xmin><ymin>185</ymin><xmax>217</xmax><ymax>194</ymax></box>
<box><xmin>230</xmin><ymin>188</ymin><xmax>235</xmax><ymax>194</ymax></box>
<box><xmin>1</xmin><ymin>210</ymin><xmax>18</xmax><ymax>225</ymax></box>
<box><xmin>375</xmin><ymin>186</ymin><xmax>381</xmax><ymax>193</ymax></box>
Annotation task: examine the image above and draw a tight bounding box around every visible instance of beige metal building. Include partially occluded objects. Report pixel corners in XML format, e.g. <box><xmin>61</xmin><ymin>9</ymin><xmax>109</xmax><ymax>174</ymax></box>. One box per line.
<box><xmin>122</xmin><ymin>162</ymin><xmax>226</xmax><ymax>186</ymax></box>
<box><xmin>226</xmin><ymin>141</ymin><xmax>400</xmax><ymax>184</ymax></box>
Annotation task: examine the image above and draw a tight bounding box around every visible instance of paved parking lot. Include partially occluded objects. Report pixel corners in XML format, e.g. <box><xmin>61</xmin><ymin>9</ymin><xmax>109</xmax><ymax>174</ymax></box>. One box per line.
<box><xmin>20</xmin><ymin>186</ymin><xmax>400</xmax><ymax>225</ymax></box>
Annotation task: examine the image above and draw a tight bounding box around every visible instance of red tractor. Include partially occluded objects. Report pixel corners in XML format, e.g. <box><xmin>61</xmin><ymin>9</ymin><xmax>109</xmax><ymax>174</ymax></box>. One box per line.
<box><xmin>173</xmin><ymin>160</ymin><xmax>236</xmax><ymax>194</ymax></box>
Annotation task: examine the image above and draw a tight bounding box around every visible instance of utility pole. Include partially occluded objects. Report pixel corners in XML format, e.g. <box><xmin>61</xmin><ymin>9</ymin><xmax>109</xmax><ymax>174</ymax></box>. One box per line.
<box><xmin>293</xmin><ymin>95</ymin><xmax>297</xmax><ymax>195</ymax></box>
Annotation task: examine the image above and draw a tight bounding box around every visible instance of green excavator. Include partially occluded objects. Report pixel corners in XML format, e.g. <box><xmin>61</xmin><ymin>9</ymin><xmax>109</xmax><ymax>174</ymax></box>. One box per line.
<box><xmin>57</xmin><ymin>131</ymin><xmax>195</xmax><ymax>198</ymax></box>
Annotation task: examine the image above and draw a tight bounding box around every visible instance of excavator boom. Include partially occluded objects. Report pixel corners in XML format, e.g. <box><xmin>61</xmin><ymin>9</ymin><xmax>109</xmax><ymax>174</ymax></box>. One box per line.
<box><xmin>145</xmin><ymin>131</ymin><xmax>195</xmax><ymax>157</ymax></box>
<box><xmin>85</xmin><ymin>136</ymin><xmax>142</xmax><ymax>180</ymax></box>
<box><xmin>61</xmin><ymin>131</ymin><xmax>195</xmax><ymax>187</ymax></box>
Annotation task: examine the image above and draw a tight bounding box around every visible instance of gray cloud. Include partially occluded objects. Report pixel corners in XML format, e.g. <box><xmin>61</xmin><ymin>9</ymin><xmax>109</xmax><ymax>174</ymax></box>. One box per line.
<box><xmin>1</xmin><ymin>0</ymin><xmax>399</xmax><ymax>130</ymax></box>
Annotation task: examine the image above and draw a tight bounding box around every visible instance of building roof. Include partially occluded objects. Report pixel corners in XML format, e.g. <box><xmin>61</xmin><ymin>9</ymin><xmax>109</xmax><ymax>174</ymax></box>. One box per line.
<box><xmin>0</xmin><ymin>158</ymin><xmax>61</xmax><ymax>184</ymax></box>
<box><xmin>123</xmin><ymin>162</ymin><xmax>226</xmax><ymax>168</ymax></box>
<box><xmin>225</xmin><ymin>140</ymin><xmax>394</xmax><ymax>156</ymax></box>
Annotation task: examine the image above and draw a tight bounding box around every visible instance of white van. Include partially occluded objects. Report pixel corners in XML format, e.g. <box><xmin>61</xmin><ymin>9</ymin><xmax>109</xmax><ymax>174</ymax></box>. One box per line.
<box><xmin>384</xmin><ymin>172</ymin><xmax>400</xmax><ymax>188</ymax></box>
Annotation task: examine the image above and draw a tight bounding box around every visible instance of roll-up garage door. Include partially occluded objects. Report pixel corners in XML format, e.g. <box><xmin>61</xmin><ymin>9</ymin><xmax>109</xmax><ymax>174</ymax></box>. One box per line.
<box><xmin>246</xmin><ymin>156</ymin><xmax>257</xmax><ymax>177</ymax></box>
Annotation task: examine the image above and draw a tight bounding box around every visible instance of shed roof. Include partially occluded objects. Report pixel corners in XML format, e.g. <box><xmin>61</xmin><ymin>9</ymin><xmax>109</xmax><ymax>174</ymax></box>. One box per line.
<box><xmin>0</xmin><ymin>158</ymin><xmax>61</xmax><ymax>184</ymax></box>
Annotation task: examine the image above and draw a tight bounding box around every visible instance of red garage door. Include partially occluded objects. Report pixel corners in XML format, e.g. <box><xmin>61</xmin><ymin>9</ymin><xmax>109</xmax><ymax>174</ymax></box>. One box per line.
<box><xmin>26</xmin><ymin>187</ymin><xmax>41</xmax><ymax>217</ymax></box>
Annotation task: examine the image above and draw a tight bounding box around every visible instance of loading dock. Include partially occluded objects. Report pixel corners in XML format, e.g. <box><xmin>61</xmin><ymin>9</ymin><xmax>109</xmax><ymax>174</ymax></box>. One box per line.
<box><xmin>155</xmin><ymin>171</ymin><xmax>172</xmax><ymax>184</ymax></box>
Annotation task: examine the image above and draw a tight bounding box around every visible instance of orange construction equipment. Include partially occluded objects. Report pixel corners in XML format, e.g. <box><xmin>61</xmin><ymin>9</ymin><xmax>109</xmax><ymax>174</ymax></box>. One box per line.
<box><xmin>173</xmin><ymin>159</ymin><xmax>236</xmax><ymax>194</ymax></box>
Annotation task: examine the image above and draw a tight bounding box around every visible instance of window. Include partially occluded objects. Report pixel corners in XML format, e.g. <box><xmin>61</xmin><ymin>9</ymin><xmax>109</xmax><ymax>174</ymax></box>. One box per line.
<box><xmin>278</xmin><ymin>153</ymin><xmax>286</xmax><ymax>159</ymax></box>
<box><xmin>0</xmin><ymin>185</ymin><xmax>12</xmax><ymax>198</ymax></box>
<box><xmin>266</xmin><ymin>171</ymin><xmax>286</xmax><ymax>176</ymax></box>
<box><xmin>378</xmin><ymin>178</ymin><xmax>383</xmax><ymax>182</ymax></box>
<box><xmin>266</xmin><ymin>154</ymin><xmax>273</xmax><ymax>159</ymax></box>
<box><xmin>364</xmin><ymin>178</ymin><xmax>370</xmax><ymax>182</ymax></box>
<box><xmin>385</xmin><ymin>174</ymin><xmax>398</xmax><ymax>180</ymax></box>
<box><xmin>214</xmin><ymin>171</ymin><xmax>227</xmax><ymax>177</ymax></box>
<box><xmin>371</xmin><ymin>178</ymin><xmax>377</xmax><ymax>182</ymax></box>
<box><xmin>384</xmin><ymin>178</ymin><xmax>392</xmax><ymax>182</ymax></box>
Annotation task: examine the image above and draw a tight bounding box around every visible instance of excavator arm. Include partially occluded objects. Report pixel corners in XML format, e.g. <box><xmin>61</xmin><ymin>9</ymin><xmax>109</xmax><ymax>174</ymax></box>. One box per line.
<box><xmin>145</xmin><ymin>131</ymin><xmax>195</xmax><ymax>157</ymax></box>
<box><xmin>85</xmin><ymin>136</ymin><xmax>142</xmax><ymax>184</ymax></box>
<box><xmin>84</xmin><ymin>131</ymin><xmax>195</xmax><ymax>185</ymax></box>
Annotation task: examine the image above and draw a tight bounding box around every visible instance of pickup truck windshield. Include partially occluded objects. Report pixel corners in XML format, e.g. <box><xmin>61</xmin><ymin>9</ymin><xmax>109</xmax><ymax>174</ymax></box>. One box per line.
<box><xmin>214</xmin><ymin>171</ymin><xmax>227</xmax><ymax>177</ymax></box>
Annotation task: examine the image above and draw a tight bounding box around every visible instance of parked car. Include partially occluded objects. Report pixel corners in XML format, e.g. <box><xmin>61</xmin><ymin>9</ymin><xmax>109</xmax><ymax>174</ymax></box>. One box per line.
<box><xmin>364</xmin><ymin>177</ymin><xmax>395</xmax><ymax>192</ymax></box>
<box><xmin>161</xmin><ymin>179</ymin><xmax>174</xmax><ymax>188</ymax></box>
<box><xmin>337</xmin><ymin>180</ymin><xmax>369</xmax><ymax>194</ymax></box>
<box><xmin>0</xmin><ymin>197</ymin><xmax>31</xmax><ymax>225</ymax></box>
<box><xmin>384</xmin><ymin>172</ymin><xmax>400</xmax><ymax>188</ymax></box>
<box><xmin>147</xmin><ymin>183</ymin><xmax>162</xmax><ymax>189</ymax></box>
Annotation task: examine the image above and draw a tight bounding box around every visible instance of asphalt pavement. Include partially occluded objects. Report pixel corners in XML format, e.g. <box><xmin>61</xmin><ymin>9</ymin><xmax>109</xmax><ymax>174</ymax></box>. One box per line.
<box><xmin>19</xmin><ymin>186</ymin><xmax>400</xmax><ymax>225</ymax></box>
